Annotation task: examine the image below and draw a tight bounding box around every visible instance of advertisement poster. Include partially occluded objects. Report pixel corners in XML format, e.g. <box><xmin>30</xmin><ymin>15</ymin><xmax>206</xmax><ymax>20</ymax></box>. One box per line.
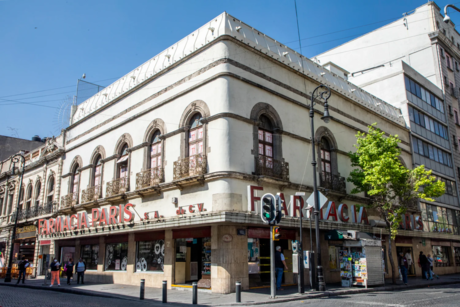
<box><xmin>115</xmin><ymin>259</ymin><xmax>121</xmax><ymax>270</ymax></box>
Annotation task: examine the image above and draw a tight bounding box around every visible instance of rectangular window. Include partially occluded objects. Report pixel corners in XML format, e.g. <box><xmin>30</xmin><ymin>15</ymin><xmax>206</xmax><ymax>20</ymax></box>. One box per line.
<box><xmin>430</xmin><ymin>119</ymin><xmax>435</xmax><ymax>133</ymax></box>
<box><xmin>414</xmin><ymin>109</ymin><xmax>420</xmax><ymax>125</ymax></box>
<box><xmin>439</xmin><ymin>150</ymin><xmax>444</xmax><ymax>164</ymax></box>
<box><xmin>434</xmin><ymin>122</ymin><xmax>440</xmax><ymax>135</ymax></box>
<box><xmin>429</xmin><ymin>145</ymin><xmax>435</xmax><ymax>160</ymax></box>
<box><xmin>447</xmin><ymin>53</ymin><xmax>452</xmax><ymax>69</ymax></box>
<box><xmin>430</xmin><ymin>94</ymin><xmax>437</xmax><ymax>108</ymax></box>
<box><xmin>415</xmin><ymin>83</ymin><xmax>422</xmax><ymax>98</ymax></box>
<box><xmin>81</xmin><ymin>244</ymin><xmax>99</xmax><ymax>270</ymax></box>
<box><xmin>432</xmin><ymin>246</ymin><xmax>452</xmax><ymax>267</ymax></box>
<box><xmin>424</xmin><ymin>115</ymin><xmax>430</xmax><ymax>129</ymax></box>
<box><xmin>421</xmin><ymin>87</ymin><xmax>426</xmax><ymax>102</ymax></box>
<box><xmin>404</xmin><ymin>75</ymin><xmax>410</xmax><ymax>91</ymax></box>
<box><xmin>105</xmin><ymin>243</ymin><xmax>128</xmax><ymax>271</ymax></box>
<box><xmin>418</xmin><ymin>139</ymin><xmax>424</xmax><ymax>155</ymax></box>
<box><xmin>455</xmin><ymin>109</ymin><xmax>459</xmax><ymax>124</ymax></box>
<box><xmin>408</xmin><ymin>106</ymin><xmax>414</xmax><ymax>122</ymax></box>
<box><xmin>410</xmin><ymin>79</ymin><xmax>416</xmax><ymax>95</ymax></box>
<box><xmin>423</xmin><ymin>143</ymin><xmax>430</xmax><ymax>157</ymax></box>
<box><xmin>136</xmin><ymin>240</ymin><xmax>165</xmax><ymax>272</ymax></box>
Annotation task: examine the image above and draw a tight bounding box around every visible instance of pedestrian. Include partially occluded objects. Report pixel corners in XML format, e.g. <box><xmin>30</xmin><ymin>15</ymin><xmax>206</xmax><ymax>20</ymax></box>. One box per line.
<box><xmin>427</xmin><ymin>254</ymin><xmax>439</xmax><ymax>280</ymax></box>
<box><xmin>274</xmin><ymin>246</ymin><xmax>288</xmax><ymax>291</ymax></box>
<box><xmin>65</xmin><ymin>258</ymin><xmax>74</xmax><ymax>285</ymax></box>
<box><xmin>75</xmin><ymin>258</ymin><xmax>86</xmax><ymax>284</ymax></box>
<box><xmin>49</xmin><ymin>258</ymin><xmax>61</xmax><ymax>287</ymax></box>
<box><xmin>419</xmin><ymin>251</ymin><xmax>431</xmax><ymax>280</ymax></box>
<box><xmin>16</xmin><ymin>258</ymin><xmax>29</xmax><ymax>285</ymax></box>
<box><xmin>398</xmin><ymin>251</ymin><xmax>409</xmax><ymax>285</ymax></box>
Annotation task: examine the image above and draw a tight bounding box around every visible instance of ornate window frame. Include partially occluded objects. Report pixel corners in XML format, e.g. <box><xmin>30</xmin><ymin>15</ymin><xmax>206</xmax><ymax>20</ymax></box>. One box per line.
<box><xmin>178</xmin><ymin>100</ymin><xmax>210</xmax><ymax>160</ymax></box>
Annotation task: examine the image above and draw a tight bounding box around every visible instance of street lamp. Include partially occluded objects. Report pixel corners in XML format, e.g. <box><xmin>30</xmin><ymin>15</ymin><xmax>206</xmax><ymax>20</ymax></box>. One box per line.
<box><xmin>4</xmin><ymin>152</ymin><xmax>26</xmax><ymax>283</ymax></box>
<box><xmin>309</xmin><ymin>84</ymin><xmax>331</xmax><ymax>292</ymax></box>
<box><xmin>443</xmin><ymin>4</ymin><xmax>460</xmax><ymax>23</ymax></box>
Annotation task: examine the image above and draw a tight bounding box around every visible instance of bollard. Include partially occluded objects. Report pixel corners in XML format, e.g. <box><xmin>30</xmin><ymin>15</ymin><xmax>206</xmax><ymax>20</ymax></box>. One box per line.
<box><xmin>140</xmin><ymin>279</ymin><xmax>145</xmax><ymax>300</ymax></box>
<box><xmin>192</xmin><ymin>282</ymin><xmax>198</xmax><ymax>304</ymax></box>
<box><xmin>236</xmin><ymin>281</ymin><xmax>241</xmax><ymax>303</ymax></box>
<box><xmin>162</xmin><ymin>280</ymin><xmax>167</xmax><ymax>303</ymax></box>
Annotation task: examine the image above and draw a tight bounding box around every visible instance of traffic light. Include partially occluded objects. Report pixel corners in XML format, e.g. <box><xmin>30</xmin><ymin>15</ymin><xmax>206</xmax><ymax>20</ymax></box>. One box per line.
<box><xmin>273</xmin><ymin>226</ymin><xmax>281</xmax><ymax>241</ymax></box>
<box><xmin>261</xmin><ymin>193</ymin><xmax>276</xmax><ymax>224</ymax></box>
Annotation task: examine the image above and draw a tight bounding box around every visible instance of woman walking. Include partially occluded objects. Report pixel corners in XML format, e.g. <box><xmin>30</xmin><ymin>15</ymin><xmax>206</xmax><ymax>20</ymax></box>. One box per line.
<box><xmin>49</xmin><ymin>258</ymin><xmax>61</xmax><ymax>287</ymax></box>
<box><xmin>427</xmin><ymin>254</ymin><xmax>439</xmax><ymax>280</ymax></box>
<box><xmin>65</xmin><ymin>258</ymin><xmax>74</xmax><ymax>285</ymax></box>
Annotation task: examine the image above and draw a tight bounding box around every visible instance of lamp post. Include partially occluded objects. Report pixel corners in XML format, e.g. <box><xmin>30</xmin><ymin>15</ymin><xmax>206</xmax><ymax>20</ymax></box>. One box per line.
<box><xmin>443</xmin><ymin>4</ymin><xmax>460</xmax><ymax>23</ymax></box>
<box><xmin>4</xmin><ymin>152</ymin><xmax>25</xmax><ymax>283</ymax></box>
<box><xmin>309</xmin><ymin>84</ymin><xmax>331</xmax><ymax>292</ymax></box>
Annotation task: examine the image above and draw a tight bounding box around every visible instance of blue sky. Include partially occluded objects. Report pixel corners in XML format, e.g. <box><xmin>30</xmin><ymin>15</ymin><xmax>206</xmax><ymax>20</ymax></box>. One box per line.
<box><xmin>1</xmin><ymin>0</ymin><xmax>458</xmax><ymax>139</ymax></box>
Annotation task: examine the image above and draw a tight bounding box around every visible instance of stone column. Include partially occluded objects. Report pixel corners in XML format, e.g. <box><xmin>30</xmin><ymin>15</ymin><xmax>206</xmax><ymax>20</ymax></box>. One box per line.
<box><xmin>163</xmin><ymin>229</ymin><xmax>174</xmax><ymax>289</ymax></box>
<box><xmin>127</xmin><ymin>233</ymin><xmax>135</xmax><ymax>273</ymax></box>
<box><xmin>97</xmin><ymin>236</ymin><xmax>105</xmax><ymax>272</ymax></box>
<box><xmin>211</xmin><ymin>225</ymin><xmax>248</xmax><ymax>294</ymax></box>
<box><xmin>74</xmin><ymin>239</ymin><xmax>81</xmax><ymax>262</ymax></box>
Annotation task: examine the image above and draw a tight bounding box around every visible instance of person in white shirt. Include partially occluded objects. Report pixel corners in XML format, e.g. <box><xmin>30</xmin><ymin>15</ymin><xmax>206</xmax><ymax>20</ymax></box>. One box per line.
<box><xmin>75</xmin><ymin>258</ymin><xmax>86</xmax><ymax>284</ymax></box>
<box><xmin>405</xmin><ymin>250</ymin><xmax>413</xmax><ymax>273</ymax></box>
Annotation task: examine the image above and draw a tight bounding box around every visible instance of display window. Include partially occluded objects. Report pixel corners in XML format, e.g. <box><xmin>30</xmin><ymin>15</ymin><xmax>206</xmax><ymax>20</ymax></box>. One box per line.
<box><xmin>136</xmin><ymin>240</ymin><xmax>165</xmax><ymax>272</ymax></box>
<box><xmin>328</xmin><ymin>246</ymin><xmax>339</xmax><ymax>270</ymax></box>
<box><xmin>105</xmin><ymin>243</ymin><xmax>128</xmax><ymax>271</ymax></box>
<box><xmin>454</xmin><ymin>247</ymin><xmax>460</xmax><ymax>267</ymax></box>
<box><xmin>432</xmin><ymin>245</ymin><xmax>451</xmax><ymax>267</ymax></box>
<box><xmin>81</xmin><ymin>244</ymin><xmax>99</xmax><ymax>270</ymax></box>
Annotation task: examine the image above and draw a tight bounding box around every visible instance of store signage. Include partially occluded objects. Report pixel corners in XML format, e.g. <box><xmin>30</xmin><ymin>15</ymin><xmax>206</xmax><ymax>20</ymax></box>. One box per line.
<box><xmin>38</xmin><ymin>204</ymin><xmax>134</xmax><ymax>235</ymax></box>
<box><xmin>17</xmin><ymin>225</ymin><xmax>36</xmax><ymax>234</ymax></box>
<box><xmin>175</xmin><ymin>203</ymin><xmax>206</xmax><ymax>215</ymax></box>
<box><xmin>247</xmin><ymin>185</ymin><xmax>370</xmax><ymax>225</ymax></box>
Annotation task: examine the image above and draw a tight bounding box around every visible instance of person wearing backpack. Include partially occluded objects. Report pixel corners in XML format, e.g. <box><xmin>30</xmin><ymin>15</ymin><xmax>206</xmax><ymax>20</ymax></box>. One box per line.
<box><xmin>16</xmin><ymin>258</ymin><xmax>29</xmax><ymax>285</ymax></box>
<box><xmin>49</xmin><ymin>258</ymin><xmax>61</xmax><ymax>287</ymax></box>
<box><xmin>65</xmin><ymin>258</ymin><xmax>74</xmax><ymax>285</ymax></box>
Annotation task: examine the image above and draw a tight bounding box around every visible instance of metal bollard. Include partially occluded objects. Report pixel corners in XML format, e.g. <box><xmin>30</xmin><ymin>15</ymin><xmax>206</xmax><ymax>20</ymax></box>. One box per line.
<box><xmin>236</xmin><ymin>281</ymin><xmax>241</xmax><ymax>303</ymax></box>
<box><xmin>140</xmin><ymin>279</ymin><xmax>145</xmax><ymax>300</ymax></box>
<box><xmin>192</xmin><ymin>282</ymin><xmax>198</xmax><ymax>304</ymax></box>
<box><xmin>162</xmin><ymin>280</ymin><xmax>167</xmax><ymax>303</ymax></box>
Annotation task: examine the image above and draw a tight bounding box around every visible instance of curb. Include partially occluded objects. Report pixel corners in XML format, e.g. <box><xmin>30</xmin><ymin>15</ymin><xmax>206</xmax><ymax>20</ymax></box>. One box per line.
<box><xmin>1</xmin><ymin>279</ymin><xmax>459</xmax><ymax>306</ymax></box>
<box><xmin>218</xmin><ymin>279</ymin><xmax>460</xmax><ymax>306</ymax></box>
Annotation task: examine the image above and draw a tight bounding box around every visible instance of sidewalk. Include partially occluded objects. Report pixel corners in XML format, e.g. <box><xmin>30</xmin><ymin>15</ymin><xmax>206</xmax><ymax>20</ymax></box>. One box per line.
<box><xmin>1</xmin><ymin>274</ymin><xmax>460</xmax><ymax>306</ymax></box>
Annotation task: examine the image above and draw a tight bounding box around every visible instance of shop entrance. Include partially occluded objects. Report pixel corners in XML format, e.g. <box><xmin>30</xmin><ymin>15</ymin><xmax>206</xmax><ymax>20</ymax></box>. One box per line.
<box><xmin>173</xmin><ymin>227</ymin><xmax>211</xmax><ymax>289</ymax></box>
<box><xmin>248</xmin><ymin>227</ymin><xmax>296</xmax><ymax>288</ymax></box>
<box><xmin>396</xmin><ymin>246</ymin><xmax>416</xmax><ymax>276</ymax></box>
<box><xmin>39</xmin><ymin>245</ymin><xmax>50</xmax><ymax>276</ymax></box>
<box><xmin>60</xmin><ymin>247</ymin><xmax>75</xmax><ymax>264</ymax></box>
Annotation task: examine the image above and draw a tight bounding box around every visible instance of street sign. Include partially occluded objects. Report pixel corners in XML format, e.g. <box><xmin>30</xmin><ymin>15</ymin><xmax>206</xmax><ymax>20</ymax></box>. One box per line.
<box><xmin>306</xmin><ymin>191</ymin><xmax>328</xmax><ymax>209</ymax></box>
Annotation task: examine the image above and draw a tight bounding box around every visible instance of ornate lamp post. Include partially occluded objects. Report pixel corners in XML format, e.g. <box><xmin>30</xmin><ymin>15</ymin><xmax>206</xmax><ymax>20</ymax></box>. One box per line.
<box><xmin>443</xmin><ymin>4</ymin><xmax>460</xmax><ymax>23</ymax></box>
<box><xmin>4</xmin><ymin>152</ymin><xmax>25</xmax><ymax>283</ymax></box>
<box><xmin>309</xmin><ymin>84</ymin><xmax>331</xmax><ymax>292</ymax></box>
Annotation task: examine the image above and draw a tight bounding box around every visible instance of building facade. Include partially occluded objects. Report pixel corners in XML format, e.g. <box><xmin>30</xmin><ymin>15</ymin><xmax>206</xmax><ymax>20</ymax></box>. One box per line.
<box><xmin>1</xmin><ymin>12</ymin><xmax>459</xmax><ymax>293</ymax></box>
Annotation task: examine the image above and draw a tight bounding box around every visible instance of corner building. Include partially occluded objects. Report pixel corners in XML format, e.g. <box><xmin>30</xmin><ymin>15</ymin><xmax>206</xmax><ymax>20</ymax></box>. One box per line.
<box><xmin>37</xmin><ymin>13</ymin><xmax>418</xmax><ymax>293</ymax></box>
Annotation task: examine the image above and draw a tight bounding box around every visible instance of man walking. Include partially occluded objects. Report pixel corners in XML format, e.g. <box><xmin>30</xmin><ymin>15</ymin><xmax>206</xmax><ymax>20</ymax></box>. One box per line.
<box><xmin>398</xmin><ymin>252</ymin><xmax>409</xmax><ymax>285</ymax></box>
<box><xmin>274</xmin><ymin>246</ymin><xmax>288</xmax><ymax>291</ymax></box>
<box><xmin>16</xmin><ymin>258</ymin><xmax>29</xmax><ymax>285</ymax></box>
<box><xmin>75</xmin><ymin>258</ymin><xmax>86</xmax><ymax>284</ymax></box>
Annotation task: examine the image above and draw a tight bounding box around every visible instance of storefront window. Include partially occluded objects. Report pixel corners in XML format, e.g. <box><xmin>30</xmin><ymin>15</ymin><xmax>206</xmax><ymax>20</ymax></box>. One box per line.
<box><xmin>105</xmin><ymin>243</ymin><xmax>128</xmax><ymax>271</ymax></box>
<box><xmin>432</xmin><ymin>245</ymin><xmax>451</xmax><ymax>267</ymax></box>
<box><xmin>136</xmin><ymin>240</ymin><xmax>164</xmax><ymax>272</ymax></box>
<box><xmin>81</xmin><ymin>244</ymin><xmax>99</xmax><ymax>270</ymax></box>
<box><xmin>328</xmin><ymin>246</ymin><xmax>339</xmax><ymax>270</ymax></box>
<box><xmin>248</xmin><ymin>238</ymin><xmax>260</xmax><ymax>274</ymax></box>
<box><xmin>454</xmin><ymin>247</ymin><xmax>460</xmax><ymax>267</ymax></box>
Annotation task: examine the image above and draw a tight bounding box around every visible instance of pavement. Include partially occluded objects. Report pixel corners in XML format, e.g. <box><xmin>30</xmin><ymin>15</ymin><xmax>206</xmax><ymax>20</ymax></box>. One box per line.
<box><xmin>0</xmin><ymin>274</ymin><xmax>460</xmax><ymax>306</ymax></box>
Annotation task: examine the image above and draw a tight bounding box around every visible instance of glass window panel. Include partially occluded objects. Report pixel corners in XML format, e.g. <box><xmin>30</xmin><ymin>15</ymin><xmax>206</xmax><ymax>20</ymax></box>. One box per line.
<box><xmin>416</xmin><ymin>83</ymin><xmax>422</xmax><ymax>98</ymax></box>
<box><xmin>151</xmin><ymin>157</ymin><xmax>157</xmax><ymax>168</ymax></box>
<box><xmin>434</xmin><ymin>122</ymin><xmax>439</xmax><ymax>135</ymax></box>
<box><xmin>258</xmin><ymin>144</ymin><xmax>264</xmax><ymax>155</ymax></box>
<box><xmin>105</xmin><ymin>243</ymin><xmax>128</xmax><ymax>271</ymax></box>
<box><xmin>410</xmin><ymin>79</ymin><xmax>416</xmax><ymax>95</ymax></box>
<box><xmin>136</xmin><ymin>240</ymin><xmax>164</xmax><ymax>272</ymax></box>
<box><xmin>151</xmin><ymin>144</ymin><xmax>157</xmax><ymax>156</ymax></box>
<box><xmin>198</xmin><ymin>141</ymin><xmax>203</xmax><ymax>153</ymax></box>
<box><xmin>409</xmin><ymin>106</ymin><xmax>414</xmax><ymax>121</ymax></box>
<box><xmin>423</xmin><ymin>143</ymin><xmax>429</xmax><ymax>157</ymax></box>
<box><xmin>189</xmin><ymin>130</ymin><xmax>196</xmax><ymax>142</ymax></box>
<box><xmin>189</xmin><ymin>144</ymin><xmax>197</xmax><ymax>156</ymax></box>
<box><xmin>431</xmin><ymin>94</ymin><xmax>436</xmax><ymax>108</ymax></box>
<box><xmin>413</xmin><ymin>139</ymin><xmax>418</xmax><ymax>153</ymax></box>
<box><xmin>325</xmin><ymin>163</ymin><xmax>331</xmax><ymax>173</ymax></box>
<box><xmin>432</xmin><ymin>208</ymin><xmax>439</xmax><ymax>222</ymax></box>
<box><xmin>81</xmin><ymin>244</ymin><xmax>99</xmax><ymax>270</ymax></box>
<box><xmin>424</xmin><ymin>116</ymin><xmax>430</xmax><ymax>129</ymax></box>
<box><xmin>157</xmin><ymin>156</ymin><xmax>162</xmax><ymax>167</ymax></box>
<box><xmin>198</xmin><ymin>128</ymin><xmax>203</xmax><ymax>140</ymax></box>
<box><xmin>258</xmin><ymin>130</ymin><xmax>264</xmax><ymax>141</ymax></box>
<box><xmin>266</xmin><ymin>157</ymin><xmax>273</xmax><ymax>169</ymax></box>
<box><xmin>265</xmin><ymin>132</ymin><xmax>273</xmax><ymax>143</ymax></box>
<box><xmin>405</xmin><ymin>76</ymin><xmax>411</xmax><ymax>91</ymax></box>
<box><xmin>418</xmin><ymin>139</ymin><xmax>424</xmax><ymax>155</ymax></box>
<box><xmin>430</xmin><ymin>119</ymin><xmax>435</xmax><ymax>132</ymax></box>
<box><xmin>414</xmin><ymin>109</ymin><xmax>420</xmax><ymax>125</ymax></box>
<box><xmin>158</xmin><ymin>143</ymin><xmax>162</xmax><ymax>154</ymax></box>
<box><xmin>324</xmin><ymin>151</ymin><xmax>331</xmax><ymax>161</ymax></box>
<box><xmin>421</xmin><ymin>87</ymin><xmax>426</xmax><ymax>101</ymax></box>
<box><xmin>265</xmin><ymin>145</ymin><xmax>273</xmax><ymax>157</ymax></box>
<box><xmin>321</xmin><ymin>150</ymin><xmax>324</xmax><ymax>159</ymax></box>
<box><xmin>439</xmin><ymin>150</ymin><xmax>444</xmax><ymax>164</ymax></box>
<box><xmin>429</xmin><ymin>145</ymin><xmax>434</xmax><ymax>160</ymax></box>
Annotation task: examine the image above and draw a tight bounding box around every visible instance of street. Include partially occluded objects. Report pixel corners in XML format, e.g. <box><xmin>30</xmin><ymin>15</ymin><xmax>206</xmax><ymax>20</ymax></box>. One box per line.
<box><xmin>1</xmin><ymin>283</ymin><xmax>460</xmax><ymax>307</ymax></box>
<box><xmin>261</xmin><ymin>284</ymin><xmax>460</xmax><ymax>307</ymax></box>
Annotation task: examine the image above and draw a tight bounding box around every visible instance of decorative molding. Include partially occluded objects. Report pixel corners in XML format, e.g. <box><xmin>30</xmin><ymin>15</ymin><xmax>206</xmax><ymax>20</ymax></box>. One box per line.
<box><xmin>101</xmin><ymin>154</ymin><xmax>119</xmax><ymax>163</ymax></box>
<box><xmin>114</xmin><ymin>133</ymin><xmax>134</xmax><ymax>155</ymax></box>
<box><xmin>128</xmin><ymin>142</ymin><xmax>149</xmax><ymax>152</ymax></box>
<box><xmin>179</xmin><ymin>100</ymin><xmax>211</xmax><ymax>129</ymax></box>
<box><xmin>143</xmin><ymin>118</ymin><xmax>167</xmax><ymax>143</ymax></box>
<box><xmin>90</xmin><ymin>145</ymin><xmax>107</xmax><ymax>164</ymax></box>
<box><xmin>78</xmin><ymin>164</ymin><xmax>94</xmax><ymax>172</ymax></box>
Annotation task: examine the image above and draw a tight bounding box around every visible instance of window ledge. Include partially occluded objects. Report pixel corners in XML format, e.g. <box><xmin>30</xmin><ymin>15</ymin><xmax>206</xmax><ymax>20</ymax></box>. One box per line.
<box><xmin>134</xmin><ymin>271</ymin><xmax>164</xmax><ymax>274</ymax></box>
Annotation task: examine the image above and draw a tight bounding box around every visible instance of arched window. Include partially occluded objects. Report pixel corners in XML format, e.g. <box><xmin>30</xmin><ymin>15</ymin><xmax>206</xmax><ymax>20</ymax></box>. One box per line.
<box><xmin>258</xmin><ymin>114</ymin><xmax>274</xmax><ymax>169</ymax></box>
<box><xmin>35</xmin><ymin>181</ymin><xmax>41</xmax><ymax>207</ymax></box>
<box><xmin>0</xmin><ymin>193</ymin><xmax>4</xmax><ymax>217</ymax></box>
<box><xmin>25</xmin><ymin>185</ymin><xmax>33</xmax><ymax>211</ymax></box>
<box><xmin>116</xmin><ymin>144</ymin><xmax>129</xmax><ymax>179</ymax></box>
<box><xmin>18</xmin><ymin>187</ymin><xmax>24</xmax><ymax>211</ymax></box>
<box><xmin>320</xmin><ymin>138</ymin><xmax>332</xmax><ymax>179</ymax></box>
<box><xmin>93</xmin><ymin>155</ymin><xmax>102</xmax><ymax>187</ymax></box>
<box><xmin>71</xmin><ymin>163</ymin><xmax>80</xmax><ymax>203</ymax></box>
<box><xmin>188</xmin><ymin>113</ymin><xmax>204</xmax><ymax>157</ymax></box>
<box><xmin>149</xmin><ymin>130</ymin><xmax>162</xmax><ymax>170</ymax></box>
<box><xmin>47</xmin><ymin>177</ymin><xmax>55</xmax><ymax>203</ymax></box>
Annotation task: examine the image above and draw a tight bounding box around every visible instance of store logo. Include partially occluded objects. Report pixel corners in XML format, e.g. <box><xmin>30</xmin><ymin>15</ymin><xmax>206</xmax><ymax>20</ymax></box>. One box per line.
<box><xmin>38</xmin><ymin>204</ymin><xmax>134</xmax><ymax>235</ymax></box>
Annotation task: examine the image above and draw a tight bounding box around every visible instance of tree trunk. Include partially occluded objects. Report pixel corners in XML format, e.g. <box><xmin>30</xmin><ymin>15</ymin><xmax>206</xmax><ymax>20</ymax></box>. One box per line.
<box><xmin>387</xmin><ymin>235</ymin><xmax>397</xmax><ymax>284</ymax></box>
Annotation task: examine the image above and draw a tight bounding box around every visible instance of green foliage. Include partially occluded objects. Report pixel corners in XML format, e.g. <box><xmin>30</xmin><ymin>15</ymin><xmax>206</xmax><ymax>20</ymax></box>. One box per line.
<box><xmin>348</xmin><ymin>124</ymin><xmax>445</xmax><ymax>239</ymax></box>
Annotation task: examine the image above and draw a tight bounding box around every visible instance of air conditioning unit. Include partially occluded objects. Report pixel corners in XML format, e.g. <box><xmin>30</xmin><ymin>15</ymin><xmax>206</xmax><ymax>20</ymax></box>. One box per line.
<box><xmin>347</xmin><ymin>230</ymin><xmax>358</xmax><ymax>239</ymax></box>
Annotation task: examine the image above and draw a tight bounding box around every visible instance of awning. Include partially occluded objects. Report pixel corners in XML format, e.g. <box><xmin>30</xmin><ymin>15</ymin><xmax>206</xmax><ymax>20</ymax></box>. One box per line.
<box><xmin>324</xmin><ymin>230</ymin><xmax>344</xmax><ymax>240</ymax></box>
<box><xmin>116</xmin><ymin>155</ymin><xmax>129</xmax><ymax>164</ymax></box>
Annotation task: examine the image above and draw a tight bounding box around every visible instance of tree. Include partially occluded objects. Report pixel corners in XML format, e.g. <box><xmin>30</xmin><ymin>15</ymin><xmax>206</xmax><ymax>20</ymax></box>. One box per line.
<box><xmin>348</xmin><ymin>124</ymin><xmax>445</xmax><ymax>284</ymax></box>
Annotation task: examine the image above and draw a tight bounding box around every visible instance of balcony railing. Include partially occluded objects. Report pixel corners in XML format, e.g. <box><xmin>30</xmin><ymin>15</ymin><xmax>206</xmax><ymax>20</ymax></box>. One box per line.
<box><xmin>12</xmin><ymin>201</ymin><xmax>56</xmax><ymax>221</ymax></box>
<box><xmin>319</xmin><ymin>172</ymin><xmax>346</xmax><ymax>193</ymax></box>
<box><xmin>256</xmin><ymin>156</ymin><xmax>289</xmax><ymax>181</ymax></box>
<box><xmin>173</xmin><ymin>154</ymin><xmax>207</xmax><ymax>180</ymax></box>
<box><xmin>61</xmin><ymin>192</ymin><xmax>78</xmax><ymax>210</ymax></box>
<box><xmin>136</xmin><ymin>167</ymin><xmax>164</xmax><ymax>190</ymax></box>
<box><xmin>106</xmin><ymin>177</ymin><xmax>128</xmax><ymax>197</ymax></box>
<box><xmin>81</xmin><ymin>185</ymin><xmax>102</xmax><ymax>203</ymax></box>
